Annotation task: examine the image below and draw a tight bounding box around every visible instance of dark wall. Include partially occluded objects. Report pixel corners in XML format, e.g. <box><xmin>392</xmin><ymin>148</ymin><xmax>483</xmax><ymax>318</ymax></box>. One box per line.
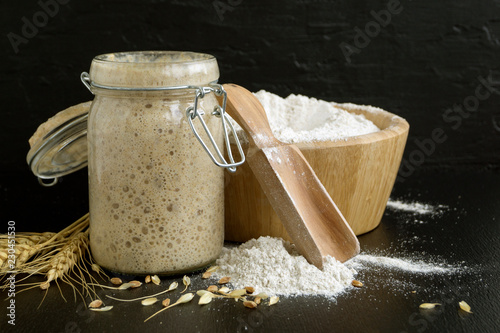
<box><xmin>1</xmin><ymin>0</ymin><xmax>499</xmax><ymax>230</ymax></box>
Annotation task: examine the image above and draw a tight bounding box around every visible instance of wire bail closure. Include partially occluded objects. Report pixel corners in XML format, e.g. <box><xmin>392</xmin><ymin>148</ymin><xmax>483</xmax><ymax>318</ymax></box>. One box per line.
<box><xmin>81</xmin><ymin>72</ymin><xmax>245</xmax><ymax>173</ymax></box>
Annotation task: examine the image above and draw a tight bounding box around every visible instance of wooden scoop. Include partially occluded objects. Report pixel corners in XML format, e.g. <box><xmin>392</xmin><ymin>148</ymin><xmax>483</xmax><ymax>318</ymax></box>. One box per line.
<box><xmin>222</xmin><ymin>84</ymin><xmax>360</xmax><ymax>268</ymax></box>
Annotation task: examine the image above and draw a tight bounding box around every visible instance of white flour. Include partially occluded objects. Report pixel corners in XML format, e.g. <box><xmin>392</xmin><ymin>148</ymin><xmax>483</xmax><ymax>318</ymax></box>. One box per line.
<box><xmin>230</xmin><ymin>90</ymin><xmax>380</xmax><ymax>143</ymax></box>
<box><xmin>349</xmin><ymin>255</ymin><xmax>455</xmax><ymax>274</ymax></box>
<box><xmin>386</xmin><ymin>199</ymin><xmax>448</xmax><ymax>215</ymax></box>
<box><xmin>215</xmin><ymin>237</ymin><xmax>355</xmax><ymax>297</ymax></box>
<box><xmin>214</xmin><ymin>237</ymin><xmax>458</xmax><ymax>297</ymax></box>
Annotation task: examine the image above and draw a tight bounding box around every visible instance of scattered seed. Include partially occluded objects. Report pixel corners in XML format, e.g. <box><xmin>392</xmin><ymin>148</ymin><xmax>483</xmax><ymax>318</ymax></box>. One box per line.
<box><xmin>218</xmin><ymin>276</ymin><xmax>231</xmax><ymax>285</ymax></box>
<box><xmin>199</xmin><ymin>292</ymin><xmax>213</xmax><ymax>305</ymax></box>
<box><xmin>162</xmin><ymin>298</ymin><xmax>171</xmax><ymax>307</ymax></box>
<box><xmin>141</xmin><ymin>297</ymin><xmax>158</xmax><ymax>306</ymax></box>
<box><xmin>197</xmin><ymin>290</ymin><xmax>211</xmax><ymax>297</ymax></box>
<box><xmin>118</xmin><ymin>282</ymin><xmax>133</xmax><ymax>290</ymax></box>
<box><xmin>177</xmin><ymin>293</ymin><xmax>195</xmax><ymax>304</ymax></box>
<box><xmin>206</xmin><ymin>266</ymin><xmax>219</xmax><ymax>273</ymax></box>
<box><xmin>145</xmin><ymin>275</ymin><xmax>151</xmax><ymax>283</ymax></box>
<box><xmin>255</xmin><ymin>292</ymin><xmax>269</xmax><ymax>299</ymax></box>
<box><xmin>202</xmin><ymin>272</ymin><xmax>212</xmax><ymax>279</ymax></box>
<box><xmin>90</xmin><ymin>306</ymin><xmax>113</xmax><ymax>312</ymax></box>
<box><xmin>144</xmin><ymin>293</ymin><xmax>195</xmax><ymax>322</ymax></box>
<box><xmin>151</xmin><ymin>275</ymin><xmax>160</xmax><ymax>286</ymax></box>
<box><xmin>168</xmin><ymin>281</ymin><xmax>178</xmax><ymax>291</ymax></box>
<box><xmin>181</xmin><ymin>275</ymin><xmax>191</xmax><ymax>292</ymax></box>
<box><xmin>218</xmin><ymin>287</ymin><xmax>230</xmax><ymax>294</ymax></box>
<box><xmin>107</xmin><ymin>280</ymin><xmax>179</xmax><ymax>302</ymax></box>
<box><xmin>459</xmin><ymin>301</ymin><xmax>472</xmax><ymax>313</ymax></box>
<box><xmin>411</xmin><ymin>291</ymin><xmax>416</xmax><ymax>294</ymax></box>
<box><xmin>269</xmin><ymin>296</ymin><xmax>279</xmax><ymax>306</ymax></box>
<box><xmin>129</xmin><ymin>280</ymin><xmax>142</xmax><ymax>288</ymax></box>
<box><xmin>245</xmin><ymin>286</ymin><xmax>255</xmax><ymax>294</ymax></box>
<box><xmin>207</xmin><ymin>285</ymin><xmax>218</xmax><ymax>293</ymax></box>
<box><xmin>351</xmin><ymin>280</ymin><xmax>363</xmax><ymax>288</ymax></box>
<box><xmin>243</xmin><ymin>301</ymin><xmax>257</xmax><ymax>309</ymax></box>
<box><xmin>89</xmin><ymin>300</ymin><xmax>103</xmax><ymax>308</ymax></box>
<box><xmin>254</xmin><ymin>296</ymin><xmax>262</xmax><ymax>305</ymax></box>
<box><xmin>419</xmin><ymin>303</ymin><xmax>441</xmax><ymax>309</ymax></box>
<box><xmin>229</xmin><ymin>289</ymin><xmax>247</xmax><ymax>298</ymax></box>
<box><xmin>110</xmin><ymin>277</ymin><xmax>122</xmax><ymax>285</ymax></box>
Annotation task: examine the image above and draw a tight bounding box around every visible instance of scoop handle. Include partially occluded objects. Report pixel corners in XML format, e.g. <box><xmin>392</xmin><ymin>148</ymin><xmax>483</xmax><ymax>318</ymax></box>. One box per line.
<box><xmin>222</xmin><ymin>84</ymin><xmax>280</xmax><ymax>149</ymax></box>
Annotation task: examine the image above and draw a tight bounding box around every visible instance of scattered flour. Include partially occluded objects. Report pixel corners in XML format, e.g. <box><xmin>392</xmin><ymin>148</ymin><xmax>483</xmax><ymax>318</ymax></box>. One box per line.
<box><xmin>386</xmin><ymin>199</ymin><xmax>447</xmax><ymax>215</ymax></box>
<box><xmin>348</xmin><ymin>255</ymin><xmax>455</xmax><ymax>274</ymax></box>
<box><xmin>230</xmin><ymin>90</ymin><xmax>381</xmax><ymax>144</ymax></box>
<box><xmin>214</xmin><ymin>237</ymin><xmax>458</xmax><ymax>297</ymax></box>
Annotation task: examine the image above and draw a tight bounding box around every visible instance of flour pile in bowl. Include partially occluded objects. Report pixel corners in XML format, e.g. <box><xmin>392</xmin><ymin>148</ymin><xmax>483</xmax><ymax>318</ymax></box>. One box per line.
<box><xmin>233</xmin><ymin>90</ymin><xmax>381</xmax><ymax>143</ymax></box>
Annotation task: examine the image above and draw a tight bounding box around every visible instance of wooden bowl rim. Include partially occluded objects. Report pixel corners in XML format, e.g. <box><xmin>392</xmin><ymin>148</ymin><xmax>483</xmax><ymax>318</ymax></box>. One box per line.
<box><xmin>294</xmin><ymin>103</ymin><xmax>409</xmax><ymax>150</ymax></box>
<box><xmin>228</xmin><ymin>102</ymin><xmax>409</xmax><ymax>150</ymax></box>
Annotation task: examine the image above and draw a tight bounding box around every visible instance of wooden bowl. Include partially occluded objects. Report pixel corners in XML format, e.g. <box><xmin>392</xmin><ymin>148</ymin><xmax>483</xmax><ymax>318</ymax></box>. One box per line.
<box><xmin>224</xmin><ymin>103</ymin><xmax>409</xmax><ymax>242</ymax></box>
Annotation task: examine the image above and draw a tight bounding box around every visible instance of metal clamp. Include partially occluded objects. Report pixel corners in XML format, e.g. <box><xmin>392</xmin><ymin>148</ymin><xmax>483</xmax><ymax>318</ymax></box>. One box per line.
<box><xmin>81</xmin><ymin>72</ymin><xmax>245</xmax><ymax>172</ymax></box>
<box><xmin>186</xmin><ymin>84</ymin><xmax>245</xmax><ymax>173</ymax></box>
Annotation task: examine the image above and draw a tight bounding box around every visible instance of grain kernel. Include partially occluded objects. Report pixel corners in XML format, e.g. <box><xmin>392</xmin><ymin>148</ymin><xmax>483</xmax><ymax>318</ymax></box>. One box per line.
<box><xmin>419</xmin><ymin>303</ymin><xmax>441</xmax><ymax>309</ymax></box>
<box><xmin>459</xmin><ymin>301</ymin><xmax>472</xmax><ymax>313</ymax></box>
<box><xmin>110</xmin><ymin>277</ymin><xmax>122</xmax><ymax>285</ymax></box>
<box><xmin>151</xmin><ymin>275</ymin><xmax>160</xmax><ymax>286</ymax></box>
<box><xmin>89</xmin><ymin>300</ymin><xmax>103</xmax><ymax>308</ymax></box>
<box><xmin>245</xmin><ymin>286</ymin><xmax>255</xmax><ymax>294</ymax></box>
<box><xmin>129</xmin><ymin>280</ymin><xmax>142</xmax><ymax>288</ymax></box>
<box><xmin>141</xmin><ymin>297</ymin><xmax>158</xmax><ymax>306</ymax></box>
<box><xmin>207</xmin><ymin>285</ymin><xmax>218</xmax><ymax>293</ymax></box>
<box><xmin>351</xmin><ymin>280</ymin><xmax>363</xmax><ymax>288</ymax></box>
<box><xmin>218</xmin><ymin>276</ymin><xmax>231</xmax><ymax>284</ymax></box>
<box><xmin>243</xmin><ymin>301</ymin><xmax>257</xmax><ymax>309</ymax></box>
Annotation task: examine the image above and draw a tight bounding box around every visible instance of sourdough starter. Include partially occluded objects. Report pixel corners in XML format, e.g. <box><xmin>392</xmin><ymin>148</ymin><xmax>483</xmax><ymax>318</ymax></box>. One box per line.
<box><xmin>87</xmin><ymin>52</ymin><xmax>224</xmax><ymax>274</ymax></box>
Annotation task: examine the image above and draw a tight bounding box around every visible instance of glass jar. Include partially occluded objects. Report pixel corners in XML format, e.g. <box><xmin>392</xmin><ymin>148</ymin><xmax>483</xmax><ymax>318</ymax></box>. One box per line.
<box><xmin>82</xmin><ymin>51</ymin><xmax>240</xmax><ymax>275</ymax></box>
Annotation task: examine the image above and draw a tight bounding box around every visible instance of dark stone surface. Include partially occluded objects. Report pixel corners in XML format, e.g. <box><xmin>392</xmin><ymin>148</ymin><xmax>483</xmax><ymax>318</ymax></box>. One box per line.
<box><xmin>1</xmin><ymin>169</ymin><xmax>499</xmax><ymax>332</ymax></box>
<box><xmin>1</xmin><ymin>0</ymin><xmax>500</xmax><ymax>225</ymax></box>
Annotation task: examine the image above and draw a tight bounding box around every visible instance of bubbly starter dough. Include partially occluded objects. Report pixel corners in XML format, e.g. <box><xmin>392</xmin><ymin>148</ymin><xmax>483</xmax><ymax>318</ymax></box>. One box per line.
<box><xmin>88</xmin><ymin>93</ymin><xmax>224</xmax><ymax>275</ymax></box>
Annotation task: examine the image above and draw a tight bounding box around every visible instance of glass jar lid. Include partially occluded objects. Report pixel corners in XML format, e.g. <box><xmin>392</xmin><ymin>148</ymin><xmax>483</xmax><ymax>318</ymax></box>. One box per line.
<box><xmin>26</xmin><ymin>101</ymin><xmax>91</xmax><ymax>186</ymax></box>
<box><xmin>27</xmin><ymin>52</ymin><xmax>246</xmax><ymax>187</ymax></box>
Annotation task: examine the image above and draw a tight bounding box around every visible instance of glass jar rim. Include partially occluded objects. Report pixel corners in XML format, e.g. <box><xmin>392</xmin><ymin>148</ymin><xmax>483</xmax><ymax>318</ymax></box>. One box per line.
<box><xmin>89</xmin><ymin>51</ymin><xmax>219</xmax><ymax>88</ymax></box>
<box><xmin>93</xmin><ymin>51</ymin><xmax>216</xmax><ymax>65</ymax></box>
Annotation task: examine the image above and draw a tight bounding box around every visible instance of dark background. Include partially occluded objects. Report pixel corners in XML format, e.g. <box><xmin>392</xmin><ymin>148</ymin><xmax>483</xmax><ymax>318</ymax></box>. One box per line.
<box><xmin>1</xmin><ymin>0</ymin><xmax>499</xmax><ymax>229</ymax></box>
<box><xmin>1</xmin><ymin>2</ymin><xmax>500</xmax><ymax>333</ymax></box>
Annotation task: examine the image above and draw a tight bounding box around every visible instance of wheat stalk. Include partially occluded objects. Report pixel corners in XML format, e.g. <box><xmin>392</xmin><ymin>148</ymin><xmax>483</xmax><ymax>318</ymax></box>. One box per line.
<box><xmin>0</xmin><ymin>213</ymin><xmax>107</xmax><ymax>304</ymax></box>
<box><xmin>0</xmin><ymin>232</ymin><xmax>56</xmax><ymax>273</ymax></box>
<box><xmin>42</xmin><ymin>231</ymin><xmax>89</xmax><ymax>287</ymax></box>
